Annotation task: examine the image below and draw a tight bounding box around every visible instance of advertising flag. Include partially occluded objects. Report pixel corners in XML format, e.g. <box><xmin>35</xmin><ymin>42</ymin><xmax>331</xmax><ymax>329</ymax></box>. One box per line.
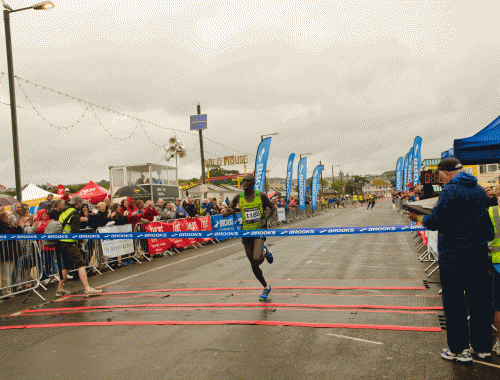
<box><xmin>407</xmin><ymin>147</ymin><xmax>414</xmax><ymax>190</ymax></box>
<box><xmin>254</xmin><ymin>137</ymin><xmax>272</xmax><ymax>192</ymax></box>
<box><xmin>286</xmin><ymin>153</ymin><xmax>295</xmax><ymax>203</ymax></box>
<box><xmin>298</xmin><ymin>157</ymin><xmax>307</xmax><ymax>210</ymax></box>
<box><xmin>402</xmin><ymin>153</ymin><xmax>408</xmax><ymax>192</ymax></box>
<box><xmin>311</xmin><ymin>165</ymin><xmax>324</xmax><ymax>210</ymax></box>
<box><xmin>412</xmin><ymin>136</ymin><xmax>422</xmax><ymax>186</ymax></box>
<box><xmin>56</xmin><ymin>184</ymin><xmax>65</xmax><ymax>195</ymax></box>
<box><xmin>396</xmin><ymin>157</ymin><xmax>404</xmax><ymax>192</ymax></box>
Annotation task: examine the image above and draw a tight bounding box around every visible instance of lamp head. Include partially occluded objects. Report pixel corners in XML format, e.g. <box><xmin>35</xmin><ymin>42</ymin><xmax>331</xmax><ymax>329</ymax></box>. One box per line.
<box><xmin>33</xmin><ymin>1</ymin><xmax>54</xmax><ymax>10</ymax></box>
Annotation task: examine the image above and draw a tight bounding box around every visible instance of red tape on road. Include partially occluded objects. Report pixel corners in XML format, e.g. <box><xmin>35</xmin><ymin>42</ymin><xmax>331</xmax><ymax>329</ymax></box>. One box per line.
<box><xmin>0</xmin><ymin>320</ymin><xmax>442</xmax><ymax>332</ymax></box>
<box><xmin>61</xmin><ymin>286</ymin><xmax>426</xmax><ymax>297</ymax></box>
<box><xmin>21</xmin><ymin>302</ymin><xmax>443</xmax><ymax>313</ymax></box>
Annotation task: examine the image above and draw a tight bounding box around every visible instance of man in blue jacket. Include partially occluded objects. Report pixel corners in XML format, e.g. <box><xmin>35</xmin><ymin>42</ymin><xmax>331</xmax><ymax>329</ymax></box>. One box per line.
<box><xmin>408</xmin><ymin>158</ymin><xmax>497</xmax><ymax>364</ymax></box>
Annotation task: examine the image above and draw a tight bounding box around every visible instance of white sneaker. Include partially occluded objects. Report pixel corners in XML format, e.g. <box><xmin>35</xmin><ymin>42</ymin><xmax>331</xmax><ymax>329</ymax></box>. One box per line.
<box><xmin>66</xmin><ymin>274</ymin><xmax>74</xmax><ymax>280</ymax></box>
<box><xmin>84</xmin><ymin>287</ymin><xmax>102</xmax><ymax>297</ymax></box>
<box><xmin>493</xmin><ymin>340</ymin><xmax>500</xmax><ymax>356</ymax></box>
<box><xmin>469</xmin><ymin>347</ymin><xmax>492</xmax><ymax>361</ymax></box>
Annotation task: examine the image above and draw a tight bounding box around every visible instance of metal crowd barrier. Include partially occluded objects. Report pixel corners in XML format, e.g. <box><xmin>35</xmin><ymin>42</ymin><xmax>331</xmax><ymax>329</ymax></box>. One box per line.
<box><xmin>0</xmin><ymin>240</ymin><xmax>45</xmax><ymax>301</ymax></box>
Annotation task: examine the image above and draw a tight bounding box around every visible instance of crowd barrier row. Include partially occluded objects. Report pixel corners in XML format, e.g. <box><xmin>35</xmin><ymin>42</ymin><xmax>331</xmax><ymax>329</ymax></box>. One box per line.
<box><xmin>0</xmin><ymin>204</ymin><xmax>328</xmax><ymax>301</ymax></box>
<box><xmin>393</xmin><ymin>197</ymin><xmax>439</xmax><ymax>278</ymax></box>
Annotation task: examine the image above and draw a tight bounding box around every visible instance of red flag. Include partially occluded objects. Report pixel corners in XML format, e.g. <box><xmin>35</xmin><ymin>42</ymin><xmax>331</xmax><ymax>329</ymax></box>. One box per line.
<box><xmin>185</xmin><ymin>218</ymin><xmax>200</xmax><ymax>246</ymax></box>
<box><xmin>56</xmin><ymin>185</ymin><xmax>65</xmax><ymax>195</ymax></box>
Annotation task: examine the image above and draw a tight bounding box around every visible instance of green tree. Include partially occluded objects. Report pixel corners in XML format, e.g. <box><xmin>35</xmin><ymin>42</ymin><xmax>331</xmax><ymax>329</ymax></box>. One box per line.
<box><xmin>207</xmin><ymin>165</ymin><xmax>239</xmax><ymax>178</ymax></box>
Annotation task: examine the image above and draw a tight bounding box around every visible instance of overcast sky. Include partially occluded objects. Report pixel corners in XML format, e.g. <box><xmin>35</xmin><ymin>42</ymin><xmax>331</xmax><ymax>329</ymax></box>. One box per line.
<box><xmin>1</xmin><ymin>0</ymin><xmax>500</xmax><ymax>187</ymax></box>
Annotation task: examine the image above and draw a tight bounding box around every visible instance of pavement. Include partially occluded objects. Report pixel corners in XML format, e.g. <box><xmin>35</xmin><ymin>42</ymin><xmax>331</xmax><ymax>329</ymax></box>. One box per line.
<box><xmin>1</xmin><ymin>199</ymin><xmax>499</xmax><ymax>380</ymax></box>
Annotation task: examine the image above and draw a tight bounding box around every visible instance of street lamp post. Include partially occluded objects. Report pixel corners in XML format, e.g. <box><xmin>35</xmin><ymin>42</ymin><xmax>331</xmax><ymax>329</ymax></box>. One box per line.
<box><xmin>3</xmin><ymin>1</ymin><xmax>54</xmax><ymax>202</ymax></box>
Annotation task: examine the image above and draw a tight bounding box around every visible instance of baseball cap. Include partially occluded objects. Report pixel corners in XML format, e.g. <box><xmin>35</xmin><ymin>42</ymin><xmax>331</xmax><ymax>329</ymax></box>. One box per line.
<box><xmin>68</xmin><ymin>195</ymin><xmax>83</xmax><ymax>205</ymax></box>
<box><xmin>64</xmin><ymin>188</ymin><xmax>70</xmax><ymax>192</ymax></box>
<box><xmin>433</xmin><ymin>158</ymin><xmax>463</xmax><ymax>174</ymax></box>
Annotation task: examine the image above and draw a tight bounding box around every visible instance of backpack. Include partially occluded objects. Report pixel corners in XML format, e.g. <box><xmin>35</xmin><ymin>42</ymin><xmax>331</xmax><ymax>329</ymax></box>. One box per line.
<box><xmin>42</xmin><ymin>210</ymin><xmax>78</xmax><ymax>247</ymax></box>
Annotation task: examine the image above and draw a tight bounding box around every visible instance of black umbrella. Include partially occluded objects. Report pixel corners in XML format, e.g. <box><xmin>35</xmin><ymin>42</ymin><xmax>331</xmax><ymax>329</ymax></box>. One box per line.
<box><xmin>112</xmin><ymin>185</ymin><xmax>150</xmax><ymax>201</ymax></box>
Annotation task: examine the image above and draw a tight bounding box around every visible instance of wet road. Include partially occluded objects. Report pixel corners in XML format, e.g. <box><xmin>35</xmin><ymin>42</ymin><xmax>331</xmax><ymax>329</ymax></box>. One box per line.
<box><xmin>1</xmin><ymin>199</ymin><xmax>499</xmax><ymax>379</ymax></box>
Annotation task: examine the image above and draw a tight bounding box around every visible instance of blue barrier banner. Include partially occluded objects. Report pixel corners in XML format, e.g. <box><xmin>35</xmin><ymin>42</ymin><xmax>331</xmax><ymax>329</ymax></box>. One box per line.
<box><xmin>311</xmin><ymin>165</ymin><xmax>324</xmax><ymax>210</ymax></box>
<box><xmin>298</xmin><ymin>157</ymin><xmax>307</xmax><ymax>210</ymax></box>
<box><xmin>286</xmin><ymin>153</ymin><xmax>295</xmax><ymax>203</ymax></box>
<box><xmin>0</xmin><ymin>225</ymin><xmax>427</xmax><ymax>241</ymax></box>
<box><xmin>413</xmin><ymin>136</ymin><xmax>422</xmax><ymax>186</ymax></box>
<box><xmin>254</xmin><ymin>137</ymin><xmax>272</xmax><ymax>192</ymax></box>
<box><xmin>210</xmin><ymin>213</ymin><xmax>242</xmax><ymax>240</ymax></box>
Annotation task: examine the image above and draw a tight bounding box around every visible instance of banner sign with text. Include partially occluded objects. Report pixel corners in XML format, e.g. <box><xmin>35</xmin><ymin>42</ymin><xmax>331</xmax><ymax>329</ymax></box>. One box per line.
<box><xmin>276</xmin><ymin>207</ymin><xmax>286</xmax><ymax>222</ymax></box>
<box><xmin>210</xmin><ymin>213</ymin><xmax>242</xmax><ymax>240</ymax></box>
<box><xmin>413</xmin><ymin>136</ymin><xmax>422</xmax><ymax>186</ymax></box>
<box><xmin>407</xmin><ymin>147</ymin><xmax>414</xmax><ymax>190</ymax></box>
<box><xmin>298</xmin><ymin>157</ymin><xmax>307</xmax><ymax>210</ymax></box>
<box><xmin>254</xmin><ymin>137</ymin><xmax>272</xmax><ymax>192</ymax></box>
<box><xmin>396</xmin><ymin>157</ymin><xmax>404</xmax><ymax>192</ymax></box>
<box><xmin>97</xmin><ymin>224</ymin><xmax>134</xmax><ymax>258</ymax></box>
<box><xmin>311</xmin><ymin>165</ymin><xmax>324</xmax><ymax>210</ymax></box>
<box><xmin>2</xmin><ymin>224</ymin><xmax>427</xmax><ymax>242</ymax></box>
<box><xmin>145</xmin><ymin>222</ymin><xmax>173</xmax><ymax>255</ymax></box>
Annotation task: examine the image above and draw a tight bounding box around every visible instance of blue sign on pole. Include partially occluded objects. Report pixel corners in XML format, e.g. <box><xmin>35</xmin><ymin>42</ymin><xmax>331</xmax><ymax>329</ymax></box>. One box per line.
<box><xmin>190</xmin><ymin>114</ymin><xmax>207</xmax><ymax>130</ymax></box>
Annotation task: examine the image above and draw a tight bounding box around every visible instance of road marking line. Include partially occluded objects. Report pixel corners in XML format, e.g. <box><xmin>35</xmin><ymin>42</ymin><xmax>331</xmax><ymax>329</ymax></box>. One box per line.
<box><xmin>99</xmin><ymin>242</ymin><xmax>240</xmax><ymax>288</ymax></box>
<box><xmin>472</xmin><ymin>359</ymin><xmax>500</xmax><ymax>369</ymax></box>
<box><xmin>327</xmin><ymin>333</ymin><xmax>383</xmax><ymax>345</ymax></box>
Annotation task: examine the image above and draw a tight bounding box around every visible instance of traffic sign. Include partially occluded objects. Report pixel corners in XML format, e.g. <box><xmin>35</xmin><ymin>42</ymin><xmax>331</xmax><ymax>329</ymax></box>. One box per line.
<box><xmin>190</xmin><ymin>114</ymin><xmax>207</xmax><ymax>130</ymax></box>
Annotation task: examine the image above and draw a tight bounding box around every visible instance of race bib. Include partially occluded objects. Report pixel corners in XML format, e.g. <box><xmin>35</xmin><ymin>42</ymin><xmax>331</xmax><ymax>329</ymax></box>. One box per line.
<box><xmin>244</xmin><ymin>207</ymin><xmax>261</xmax><ymax>224</ymax></box>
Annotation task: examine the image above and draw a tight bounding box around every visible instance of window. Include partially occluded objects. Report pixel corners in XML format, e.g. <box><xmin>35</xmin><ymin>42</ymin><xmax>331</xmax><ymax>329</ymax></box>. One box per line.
<box><xmin>479</xmin><ymin>165</ymin><xmax>486</xmax><ymax>174</ymax></box>
<box><xmin>488</xmin><ymin>164</ymin><xmax>498</xmax><ymax>173</ymax></box>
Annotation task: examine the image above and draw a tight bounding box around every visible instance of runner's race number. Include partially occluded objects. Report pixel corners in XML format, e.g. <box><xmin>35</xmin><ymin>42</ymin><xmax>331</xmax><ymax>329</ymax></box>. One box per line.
<box><xmin>244</xmin><ymin>207</ymin><xmax>261</xmax><ymax>224</ymax></box>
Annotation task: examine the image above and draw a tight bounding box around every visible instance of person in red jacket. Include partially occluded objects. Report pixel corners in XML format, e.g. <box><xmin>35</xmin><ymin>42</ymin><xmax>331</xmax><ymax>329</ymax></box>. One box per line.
<box><xmin>142</xmin><ymin>200</ymin><xmax>159</xmax><ymax>222</ymax></box>
<box><xmin>119</xmin><ymin>198</ymin><xmax>138</xmax><ymax>223</ymax></box>
<box><xmin>60</xmin><ymin>188</ymin><xmax>71</xmax><ymax>203</ymax></box>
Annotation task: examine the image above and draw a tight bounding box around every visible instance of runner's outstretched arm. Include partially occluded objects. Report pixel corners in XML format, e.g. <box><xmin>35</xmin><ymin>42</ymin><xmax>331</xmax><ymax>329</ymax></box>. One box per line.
<box><xmin>221</xmin><ymin>194</ymin><xmax>240</xmax><ymax>217</ymax></box>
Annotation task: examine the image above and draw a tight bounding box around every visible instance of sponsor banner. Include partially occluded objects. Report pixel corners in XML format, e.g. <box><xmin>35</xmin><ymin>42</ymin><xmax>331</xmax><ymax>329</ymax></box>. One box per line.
<box><xmin>427</xmin><ymin>230</ymin><xmax>438</xmax><ymax>256</ymax></box>
<box><xmin>196</xmin><ymin>215</ymin><xmax>212</xmax><ymax>243</ymax></box>
<box><xmin>254</xmin><ymin>137</ymin><xmax>272</xmax><ymax>192</ymax></box>
<box><xmin>407</xmin><ymin>147</ymin><xmax>414</xmax><ymax>190</ymax></box>
<box><xmin>169</xmin><ymin>219</ymin><xmax>191</xmax><ymax>249</ymax></box>
<box><xmin>311</xmin><ymin>165</ymin><xmax>324</xmax><ymax>210</ymax></box>
<box><xmin>276</xmin><ymin>207</ymin><xmax>286</xmax><ymax>222</ymax></box>
<box><xmin>396</xmin><ymin>157</ymin><xmax>404</xmax><ymax>192</ymax></box>
<box><xmin>286</xmin><ymin>153</ymin><xmax>295</xmax><ymax>203</ymax></box>
<box><xmin>97</xmin><ymin>224</ymin><xmax>134</xmax><ymax>258</ymax></box>
<box><xmin>413</xmin><ymin>136</ymin><xmax>422</xmax><ymax>186</ymax></box>
<box><xmin>298</xmin><ymin>157</ymin><xmax>307</xmax><ymax>210</ymax></box>
<box><xmin>0</xmin><ymin>225</ymin><xmax>427</xmax><ymax>241</ymax></box>
<box><xmin>144</xmin><ymin>222</ymin><xmax>173</xmax><ymax>255</ymax></box>
<box><xmin>210</xmin><ymin>213</ymin><xmax>241</xmax><ymax>241</ymax></box>
<box><xmin>403</xmin><ymin>152</ymin><xmax>409</xmax><ymax>192</ymax></box>
<box><xmin>185</xmin><ymin>218</ymin><xmax>200</xmax><ymax>246</ymax></box>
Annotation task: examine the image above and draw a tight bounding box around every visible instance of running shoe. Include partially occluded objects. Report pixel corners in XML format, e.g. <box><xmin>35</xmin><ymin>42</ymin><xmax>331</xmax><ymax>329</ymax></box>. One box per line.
<box><xmin>263</xmin><ymin>245</ymin><xmax>273</xmax><ymax>264</ymax></box>
<box><xmin>440</xmin><ymin>348</ymin><xmax>472</xmax><ymax>365</ymax></box>
<box><xmin>469</xmin><ymin>347</ymin><xmax>492</xmax><ymax>361</ymax></box>
<box><xmin>55</xmin><ymin>288</ymin><xmax>70</xmax><ymax>297</ymax></box>
<box><xmin>84</xmin><ymin>287</ymin><xmax>103</xmax><ymax>297</ymax></box>
<box><xmin>259</xmin><ymin>286</ymin><xmax>271</xmax><ymax>301</ymax></box>
<box><xmin>493</xmin><ymin>340</ymin><xmax>500</xmax><ymax>356</ymax></box>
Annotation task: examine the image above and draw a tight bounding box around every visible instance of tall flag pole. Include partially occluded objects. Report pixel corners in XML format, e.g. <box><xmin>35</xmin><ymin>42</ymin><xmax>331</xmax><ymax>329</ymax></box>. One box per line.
<box><xmin>286</xmin><ymin>153</ymin><xmax>295</xmax><ymax>203</ymax></box>
<box><xmin>298</xmin><ymin>157</ymin><xmax>307</xmax><ymax>210</ymax></box>
<box><xmin>253</xmin><ymin>137</ymin><xmax>272</xmax><ymax>192</ymax></box>
<box><xmin>412</xmin><ymin>136</ymin><xmax>423</xmax><ymax>186</ymax></box>
<box><xmin>311</xmin><ymin>165</ymin><xmax>324</xmax><ymax>210</ymax></box>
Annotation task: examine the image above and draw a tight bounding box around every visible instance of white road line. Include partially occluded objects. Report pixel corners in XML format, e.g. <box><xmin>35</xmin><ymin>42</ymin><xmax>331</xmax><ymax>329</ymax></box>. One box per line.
<box><xmin>472</xmin><ymin>360</ymin><xmax>500</xmax><ymax>369</ymax></box>
<box><xmin>327</xmin><ymin>333</ymin><xmax>383</xmax><ymax>345</ymax></box>
<box><xmin>99</xmin><ymin>242</ymin><xmax>241</xmax><ymax>288</ymax></box>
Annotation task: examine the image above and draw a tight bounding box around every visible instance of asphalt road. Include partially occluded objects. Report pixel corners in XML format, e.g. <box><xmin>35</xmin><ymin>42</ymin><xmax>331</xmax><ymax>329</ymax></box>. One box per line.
<box><xmin>1</xmin><ymin>199</ymin><xmax>499</xmax><ymax>380</ymax></box>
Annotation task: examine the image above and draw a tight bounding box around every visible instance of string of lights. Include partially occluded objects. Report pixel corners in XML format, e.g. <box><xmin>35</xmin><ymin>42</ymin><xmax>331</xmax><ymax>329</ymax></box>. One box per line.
<box><xmin>1</xmin><ymin>72</ymin><xmax>250</xmax><ymax>157</ymax></box>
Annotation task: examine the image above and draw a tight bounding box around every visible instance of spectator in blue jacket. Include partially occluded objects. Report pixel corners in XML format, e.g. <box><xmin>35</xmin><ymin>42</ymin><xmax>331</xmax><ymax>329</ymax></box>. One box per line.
<box><xmin>408</xmin><ymin>158</ymin><xmax>497</xmax><ymax>364</ymax></box>
<box><xmin>174</xmin><ymin>198</ymin><xmax>188</xmax><ymax>219</ymax></box>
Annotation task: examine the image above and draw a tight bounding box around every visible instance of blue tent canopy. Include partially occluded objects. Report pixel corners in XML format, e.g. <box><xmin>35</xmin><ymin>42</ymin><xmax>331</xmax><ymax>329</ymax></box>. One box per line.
<box><xmin>451</xmin><ymin>115</ymin><xmax>500</xmax><ymax>165</ymax></box>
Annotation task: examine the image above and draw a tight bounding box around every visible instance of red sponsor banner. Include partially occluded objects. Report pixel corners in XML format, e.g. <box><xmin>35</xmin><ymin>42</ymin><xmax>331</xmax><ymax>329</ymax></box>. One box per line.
<box><xmin>144</xmin><ymin>222</ymin><xmax>172</xmax><ymax>255</ymax></box>
<box><xmin>170</xmin><ymin>219</ymin><xmax>191</xmax><ymax>249</ymax></box>
<box><xmin>185</xmin><ymin>218</ymin><xmax>200</xmax><ymax>246</ymax></box>
<box><xmin>56</xmin><ymin>185</ymin><xmax>65</xmax><ymax>195</ymax></box>
<box><xmin>196</xmin><ymin>216</ymin><xmax>212</xmax><ymax>243</ymax></box>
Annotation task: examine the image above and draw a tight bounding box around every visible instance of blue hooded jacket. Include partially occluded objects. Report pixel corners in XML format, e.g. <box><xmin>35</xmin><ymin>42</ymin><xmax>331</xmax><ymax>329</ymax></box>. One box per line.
<box><xmin>422</xmin><ymin>171</ymin><xmax>497</xmax><ymax>267</ymax></box>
